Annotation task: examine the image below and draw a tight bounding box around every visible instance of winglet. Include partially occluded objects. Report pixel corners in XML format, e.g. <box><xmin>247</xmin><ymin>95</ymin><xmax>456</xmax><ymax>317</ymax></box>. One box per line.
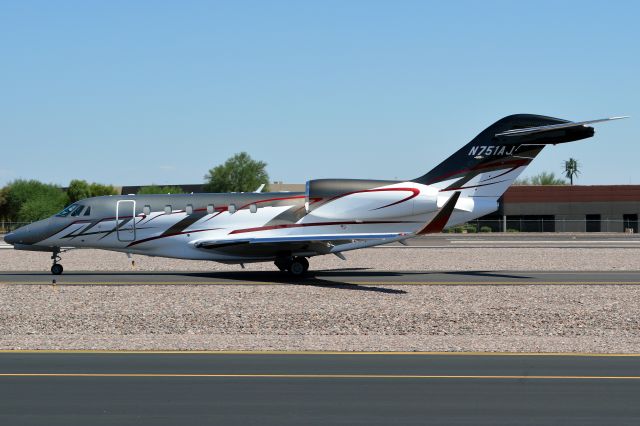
<box><xmin>417</xmin><ymin>191</ymin><xmax>461</xmax><ymax>234</ymax></box>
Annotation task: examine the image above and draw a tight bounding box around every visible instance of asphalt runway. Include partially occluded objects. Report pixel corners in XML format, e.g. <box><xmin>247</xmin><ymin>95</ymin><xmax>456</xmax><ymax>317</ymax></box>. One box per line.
<box><xmin>0</xmin><ymin>352</ymin><xmax>638</xmax><ymax>425</ymax></box>
<box><xmin>1</xmin><ymin>270</ymin><xmax>640</xmax><ymax>287</ymax></box>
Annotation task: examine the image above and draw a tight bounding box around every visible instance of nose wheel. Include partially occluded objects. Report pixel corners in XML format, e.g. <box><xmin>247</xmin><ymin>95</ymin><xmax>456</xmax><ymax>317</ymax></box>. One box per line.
<box><xmin>51</xmin><ymin>250</ymin><xmax>63</xmax><ymax>275</ymax></box>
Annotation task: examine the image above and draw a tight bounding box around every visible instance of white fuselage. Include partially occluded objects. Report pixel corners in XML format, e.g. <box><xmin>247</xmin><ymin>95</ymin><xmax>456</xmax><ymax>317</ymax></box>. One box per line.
<box><xmin>28</xmin><ymin>178</ymin><xmax>505</xmax><ymax>262</ymax></box>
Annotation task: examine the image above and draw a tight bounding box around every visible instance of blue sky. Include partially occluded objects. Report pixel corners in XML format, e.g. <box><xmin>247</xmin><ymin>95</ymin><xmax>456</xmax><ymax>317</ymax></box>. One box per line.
<box><xmin>1</xmin><ymin>0</ymin><xmax>638</xmax><ymax>187</ymax></box>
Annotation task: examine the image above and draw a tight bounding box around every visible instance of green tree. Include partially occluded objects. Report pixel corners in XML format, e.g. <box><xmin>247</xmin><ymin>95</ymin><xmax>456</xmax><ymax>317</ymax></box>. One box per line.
<box><xmin>67</xmin><ymin>179</ymin><xmax>92</xmax><ymax>203</ymax></box>
<box><xmin>564</xmin><ymin>158</ymin><xmax>580</xmax><ymax>185</ymax></box>
<box><xmin>88</xmin><ymin>182</ymin><xmax>118</xmax><ymax>197</ymax></box>
<box><xmin>203</xmin><ymin>152</ymin><xmax>269</xmax><ymax>193</ymax></box>
<box><xmin>0</xmin><ymin>186</ymin><xmax>8</xmax><ymax>219</ymax></box>
<box><xmin>18</xmin><ymin>197</ymin><xmax>66</xmax><ymax>222</ymax></box>
<box><xmin>513</xmin><ymin>177</ymin><xmax>531</xmax><ymax>185</ymax></box>
<box><xmin>530</xmin><ymin>172</ymin><xmax>567</xmax><ymax>185</ymax></box>
<box><xmin>67</xmin><ymin>180</ymin><xmax>117</xmax><ymax>203</ymax></box>
<box><xmin>514</xmin><ymin>172</ymin><xmax>567</xmax><ymax>185</ymax></box>
<box><xmin>137</xmin><ymin>185</ymin><xmax>185</xmax><ymax>195</ymax></box>
<box><xmin>2</xmin><ymin>179</ymin><xmax>68</xmax><ymax>222</ymax></box>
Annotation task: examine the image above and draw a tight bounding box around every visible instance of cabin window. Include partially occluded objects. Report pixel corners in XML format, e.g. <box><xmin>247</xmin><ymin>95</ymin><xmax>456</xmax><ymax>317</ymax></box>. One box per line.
<box><xmin>207</xmin><ymin>204</ymin><xmax>215</xmax><ymax>214</ymax></box>
<box><xmin>186</xmin><ymin>204</ymin><xmax>193</xmax><ymax>215</ymax></box>
<box><xmin>83</xmin><ymin>206</ymin><xmax>91</xmax><ymax>216</ymax></box>
<box><xmin>228</xmin><ymin>204</ymin><xmax>237</xmax><ymax>214</ymax></box>
<box><xmin>143</xmin><ymin>205</ymin><xmax>151</xmax><ymax>215</ymax></box>
<box><xmin>249</xmin><ymin>204</ymin><xmax>257</xmax><ymax>213</ymax></box>
<box><xmin>164</xmin><ymin>205</ymin><xmax>172</xmax><ymax>214</ymax></box>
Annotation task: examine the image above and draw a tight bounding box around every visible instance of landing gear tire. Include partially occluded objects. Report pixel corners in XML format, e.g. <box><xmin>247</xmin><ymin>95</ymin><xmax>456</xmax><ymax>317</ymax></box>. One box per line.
<box><xmin>50</xmin><ymin>249</ymin><xmax>63</xmax><ymax>275</ymax></box>
<box><xmin>51</xmin><ymin>263</ymin><xmax>63</xmax><ymax>275</ymax></box>
<box><xmin>288</xmin><ymin>257</ymin><xmax>309</xmax><ymax>277</ymax></box>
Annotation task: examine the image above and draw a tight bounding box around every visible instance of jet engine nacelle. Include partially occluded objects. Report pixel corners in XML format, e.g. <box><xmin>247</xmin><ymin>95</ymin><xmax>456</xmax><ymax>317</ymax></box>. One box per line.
<box><xmin>305</xmin><ymin>179</ymin><xmax>438</xmax><ymax>221</ymax></box>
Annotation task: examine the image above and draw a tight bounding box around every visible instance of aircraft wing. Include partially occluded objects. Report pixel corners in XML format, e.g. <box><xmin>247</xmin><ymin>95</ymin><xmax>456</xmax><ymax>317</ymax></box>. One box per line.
<box><xmin>194</xmin><ymin>233</ymin><xmax>410</xmax><ymax>257</ymax></box>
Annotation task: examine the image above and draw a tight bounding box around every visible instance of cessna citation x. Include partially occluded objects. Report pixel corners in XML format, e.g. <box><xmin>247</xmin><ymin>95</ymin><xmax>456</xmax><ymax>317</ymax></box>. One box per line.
<box><xmin>4</xmin><ymin>114</ymin><xmax>626</xmax><ymax>276</ymax></box>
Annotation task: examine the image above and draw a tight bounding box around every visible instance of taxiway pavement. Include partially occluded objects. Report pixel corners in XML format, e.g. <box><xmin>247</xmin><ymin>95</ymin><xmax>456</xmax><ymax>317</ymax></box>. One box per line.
<box><xmin>2</xmin><ymin>270</ymin><xmax>640</xmax><ymax>286</ymax></box>
<box><xmin>0</xmin><ymin>352</ymin><xmax>638</xmax><ymax>425</ymax></box>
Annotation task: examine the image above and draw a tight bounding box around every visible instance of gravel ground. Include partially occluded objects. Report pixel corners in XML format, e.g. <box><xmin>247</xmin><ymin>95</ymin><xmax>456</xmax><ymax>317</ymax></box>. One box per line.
<box><xmin>1</xmin><ymin>246</ymin><xmax>640</xmax><ymax>271</ymax></box>
<box><xmin>1</xmin><ymin>247</ymin><xmax>640</xmax><ymax>352</ymax></box>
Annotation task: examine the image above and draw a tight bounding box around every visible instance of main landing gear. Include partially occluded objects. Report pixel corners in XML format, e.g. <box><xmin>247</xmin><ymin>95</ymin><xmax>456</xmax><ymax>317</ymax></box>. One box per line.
<box><xmin>51</xmin><ymin>249</ymin><xmax>63</xmax><ymax>275</ymax></box>
<box><xmin>274</xmin><ymin>256</ymin><xmax>309</xmax><ymax>277</ymax></box>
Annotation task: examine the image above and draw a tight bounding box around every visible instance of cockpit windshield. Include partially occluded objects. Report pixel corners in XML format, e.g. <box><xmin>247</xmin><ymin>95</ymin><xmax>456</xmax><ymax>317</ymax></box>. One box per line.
<box><xmin>56</xmin><ymin>204</ymin><xmax>83</xmax><ymax>217</ymax></box>
<box><xmin>71</xmin><ymin>205</ymin><xmax>85</xmax><ymax>216</ymax></box>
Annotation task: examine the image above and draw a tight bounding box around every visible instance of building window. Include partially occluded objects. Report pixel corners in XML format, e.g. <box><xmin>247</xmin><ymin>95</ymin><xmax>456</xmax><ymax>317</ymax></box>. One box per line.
<box><xmin>505</xmin><ymin>215</ymin><xmax>555</xmax><ymax>232</ymax></box>
<box><xmin>586</xmin><ymin>214</ymin><xmax>601</xmax><ymax>232</ymax></box>
<box><xmin>164</xmin><ymin>205</ymin><xmax>172</xmax><ymax>214</ymax></box>
<box><xmin>623</xmin><ymin>214</ymin><xmax>638</xmax><ymax>233</ymax></box>
<box><xmin>249</xmin><ymin>204</ymin><xmax>257</xmax><ymax>213</ymax></box>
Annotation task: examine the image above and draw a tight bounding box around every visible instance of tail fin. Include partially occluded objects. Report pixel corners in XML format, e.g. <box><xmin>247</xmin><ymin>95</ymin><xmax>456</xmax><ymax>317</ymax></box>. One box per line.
<box><xmin>413</xmin><ymin>114</ymin><xmax>600</xmax><ymax>198</ymax></box>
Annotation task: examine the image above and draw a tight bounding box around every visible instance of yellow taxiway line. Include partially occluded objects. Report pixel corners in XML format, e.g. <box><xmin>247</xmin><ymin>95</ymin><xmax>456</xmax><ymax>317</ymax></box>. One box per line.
<box><xmin>0</xmin><ymin>373</ymin><xmax>638</xmax><ymax>380</ymax></box>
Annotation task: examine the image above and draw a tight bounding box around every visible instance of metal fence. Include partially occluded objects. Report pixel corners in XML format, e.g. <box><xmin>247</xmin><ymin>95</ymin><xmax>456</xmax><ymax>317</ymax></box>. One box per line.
<box><xmin>453</xmin><ymin>219</ymin><xmax>639</xmax><ymax>233</ymax></box>
<box><xmin>1</xmin><ymin>220</ymin><xmax>639</xmax><ymax>235</ymax></box>
<box><xmin>0</xmin><ymin>222</ymin><xmax>32</xmax><ymax>233</ymax></box>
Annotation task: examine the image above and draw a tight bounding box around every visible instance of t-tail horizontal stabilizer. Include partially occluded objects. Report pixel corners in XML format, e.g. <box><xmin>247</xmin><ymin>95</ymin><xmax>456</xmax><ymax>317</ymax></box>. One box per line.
<box><xmin>495</xmin><ymin>116</ymin><xmax>628</xmax><ymax>138</ymax></box>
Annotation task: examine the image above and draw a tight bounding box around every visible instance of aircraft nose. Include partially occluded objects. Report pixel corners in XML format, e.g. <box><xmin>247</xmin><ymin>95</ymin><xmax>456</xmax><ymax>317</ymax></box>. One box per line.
<box><xmin>4</xmin><ymin>231</ymin><xmax>17</xmax><ymax>245</ymax></box>
<box><xmin>3</xmin><ymin>219</ymin><xmax>52</xmax><ymax>245</ymax></box>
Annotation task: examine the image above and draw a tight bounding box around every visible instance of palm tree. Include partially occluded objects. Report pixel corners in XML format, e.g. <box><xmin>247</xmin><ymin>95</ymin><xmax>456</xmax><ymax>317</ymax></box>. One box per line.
<box><xmin>564</xmin><ymin>158</ymin><xmax>580</xmax><ymax>185</ymax></box>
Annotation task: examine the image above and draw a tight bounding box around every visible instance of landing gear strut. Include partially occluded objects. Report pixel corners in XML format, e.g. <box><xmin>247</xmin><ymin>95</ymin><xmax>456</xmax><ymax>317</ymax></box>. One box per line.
<box><xmin>274</xmin><ymin>256</ymin><xmax>309</xmax><ymax>277</ymax></box>
<box><xmin>51</xmin><ymin>249</ymin><xmax>63</xmax><ymax>275</ymax></box>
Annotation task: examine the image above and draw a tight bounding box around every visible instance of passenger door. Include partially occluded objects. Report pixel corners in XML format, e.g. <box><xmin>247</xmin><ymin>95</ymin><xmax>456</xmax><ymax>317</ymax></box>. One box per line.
<box><xmin>116</xmin><ymin>200</ymin><xmax>136</xmax><ymax>242</ymax></box>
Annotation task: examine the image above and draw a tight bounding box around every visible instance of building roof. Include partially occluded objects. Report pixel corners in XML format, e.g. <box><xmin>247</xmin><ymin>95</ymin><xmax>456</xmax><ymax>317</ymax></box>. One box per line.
<box><xmin>503</xmin><ymin>185</ymin><xmax>640</xmax><ymax>203</ymax></box>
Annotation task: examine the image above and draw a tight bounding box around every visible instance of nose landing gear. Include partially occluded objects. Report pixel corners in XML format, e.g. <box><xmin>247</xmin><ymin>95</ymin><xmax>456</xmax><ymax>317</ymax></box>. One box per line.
<box><xmin>51</xmin><ymin>249</ymin><xmax>63</xmax><ymax>275</ymax></box>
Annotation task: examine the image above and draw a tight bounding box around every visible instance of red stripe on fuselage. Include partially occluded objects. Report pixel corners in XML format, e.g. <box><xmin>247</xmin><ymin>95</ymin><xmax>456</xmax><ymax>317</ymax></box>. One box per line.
<box><xmin>324</xmin><ymin>187</ymin><xmax>419</xmax><ymax>207</ymax></box>
<box><xmin>229</xmin><ymin>220</ymin><xmax>417</xmax><ymax>235</ymax></box>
